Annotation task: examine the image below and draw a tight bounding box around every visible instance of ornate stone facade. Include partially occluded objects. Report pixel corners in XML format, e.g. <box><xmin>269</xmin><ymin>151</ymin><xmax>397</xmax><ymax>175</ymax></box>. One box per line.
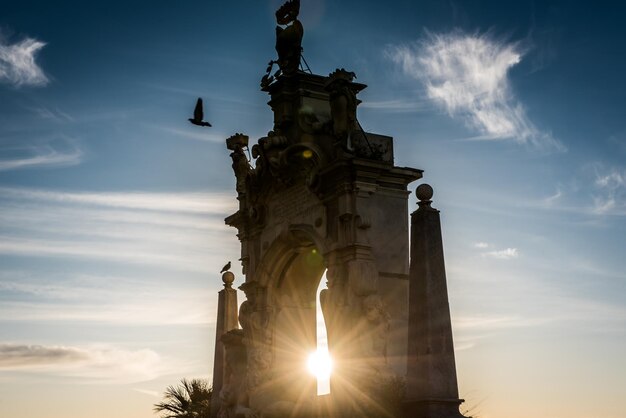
<box><xmin>220</xmin><ymin>2</ymin><xmax>424</xmax><ymax>416</ymax></box>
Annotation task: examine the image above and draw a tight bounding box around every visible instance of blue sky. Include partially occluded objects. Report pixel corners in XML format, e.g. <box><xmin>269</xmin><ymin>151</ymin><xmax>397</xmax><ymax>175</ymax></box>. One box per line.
<box><xmin>1</xmin><ymin>1</ymin><xmax>625</xmax><ymax>417</ymax></box>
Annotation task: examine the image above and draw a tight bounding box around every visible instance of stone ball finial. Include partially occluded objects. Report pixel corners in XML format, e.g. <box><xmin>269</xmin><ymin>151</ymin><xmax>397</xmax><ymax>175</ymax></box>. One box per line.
<box><xmin>222</xmin><ymin>271</ymin><xmax>235</xmax><ymax>288</ymax></box>
<box><xmin>416</xmin><ymin>183</ymin><xmax>434</xmax><ymax>202</ymax></box>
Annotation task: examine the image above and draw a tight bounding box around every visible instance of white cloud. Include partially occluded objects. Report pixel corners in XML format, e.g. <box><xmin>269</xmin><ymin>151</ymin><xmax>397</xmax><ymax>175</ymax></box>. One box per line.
<box><xmin>0</xmin><ymin>36</ymin><xmax>48</xmax><ymax>87</ymax></box>
<box><xmin>158</xmin><ymin>126</ymin><xmax>226</xmax><ymax>143</ymax></box>
<box><xmin>0</xmin><ymin>343</ymin><xmax>166</xmax><ymax>383</ymax></box>
<box><xmin>595</xmin><ymin>170</ymin><xmax>625</xmax><ymax>189</ymax></box>
<box><xmin>0</xmin><ymin>343</ymin><xmax>90</xmax><ymax>368</ymax></box>
<box><xmin>0</xmin><ymin>135</ymin><xmax>82</xmax><ymax>172</ymax></box>
<box><xmin>0</xmin><ymin>143</ymin><xmax>82</xmax><ymax>171</ymax></box>
<box><xmin>133</xmin><ymin>388</ymin><xmax>160</xmax><ymax>397</ymax></box>
<box><xmin>482</xmin><ymin>247</ymin><xmax>519</xmax><ymax>260</ymax></box>
<box><xmin>591</xmin><ymin>166</ymin><xmax>626</xmax><ymax>215</ymax></box>
<box><xmin>453</xmin><ymin>315</ymin><xmax>540</xmax><ymax>330</ymax></box>
<box><xmin>521</xmin><ymin>165</ymin><xmax>626</xmax><ymax>217</ymax></box>
<box><xmin>473</xmin><ymin>242</ymin><xmax>489</xmax><ymax>249</ymax></box>
<box><xmin>0</xmin><ymin>187</ymin><xmax>239</xmax><ymax>272</ymax></box>
<box><xmin>0</xmin><ymin>187</ymin><xmax>236</xmax><ymax>214</ymax></box>
<box><xmin>27</xmin><ymin>106</ymin><xmax>75</xmax><ymax>123</ymax></box>
<box><xmin>542</xmin><ymin>188</ymin><xmax>563</xmax><ymax>206</ymax></box>
<box><xmin>387</xmin><ymin>31</ymin><xmax>565</xmax><ymax>151</ymax></box>
<box><xmin>0</xmin><ymin>272</ymin><xmax>218</xmax><ymax>325</ymax></box>
<box><xmin>359</xmin><ymin>99</ymin><xmax>426</xmax><ymax>113</ymax></box>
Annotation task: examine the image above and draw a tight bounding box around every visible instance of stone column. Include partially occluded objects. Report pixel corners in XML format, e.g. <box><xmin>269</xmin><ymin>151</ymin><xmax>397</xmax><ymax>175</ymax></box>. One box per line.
<box><xmin>404</xmin><ymin>184</ymin><xmax>466</xmax><ymax>418</ymax></box>
<box><xmin>210</xmin><ymin>271</ymin><xmax>239</xmax><ymax>418</ymax></box>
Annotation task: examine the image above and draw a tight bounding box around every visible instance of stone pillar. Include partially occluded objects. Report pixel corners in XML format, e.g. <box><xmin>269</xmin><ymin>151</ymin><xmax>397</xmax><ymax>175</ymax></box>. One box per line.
<box><xmin>404</xmin><ymin>184</ymin><xmax>466</xmax><ymax>418</ymax></box>
<box><xmin>210</xmin><ymin>271</ymin><xmax>239</xmax><ymax>418</ymax></box>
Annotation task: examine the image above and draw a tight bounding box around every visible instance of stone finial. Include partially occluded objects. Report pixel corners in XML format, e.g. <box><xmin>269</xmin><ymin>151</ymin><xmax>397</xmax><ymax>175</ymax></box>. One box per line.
<box><xmin>416</xmin><ymin>183</ymin><xmax>434</xmax><ymax>209</ymax></box>
<box><xmin>226</xmin><ymin>133</ymin><xmax>249</xmax><ymax>151</ymax></box>
<box><xmin>222</xmin><ymin>271</ymin><xmax>235</xmax><ymax>289</ymax></box>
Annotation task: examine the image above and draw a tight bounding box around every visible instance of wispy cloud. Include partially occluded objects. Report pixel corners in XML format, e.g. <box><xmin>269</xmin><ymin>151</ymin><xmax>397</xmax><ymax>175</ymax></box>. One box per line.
<box><xmin>26</xmin><ymin>105</ymin><xmax>75</xmax><ymax>123</ymax></box>
<box><xmin>542</xmin><ymin>187</ymin><xmax>563</xmax><ymax>207</ymax></box>
<box><xmin>0</xmin><ymin>141</ymin><xmax>82</xmax><ymax>171</ymax></box>
<box><xmin>387</xmin><ymin>31</ymin><xmax>565</xmax><ymax>151</ymax></box>
<box><xmin>158</xmin><ymin>125</ymin><xmax>226</xmax><ymax>143</ymax></box>
<box><xmin>469</xmin><ymin>240</ymin><xmax>519</xmax><ymax>260</ymax></box>
<box><xmin>0</xmin><ymin>187</ymin><xmax>235</xmax><ymax>214</ymax></box>
<box><xmin>517</xmin><ymin>165</ymin><xmax>626</xmax><ymax>217</ymax></box>
<box><xmin>0</xmin><ymin>343</ymin><xmax>89</xmax><ymax>368</ymax></box>
<box><xmin>133</xmin><ymin>388</ymin><xmax>160</xmax><ymax>397</ymax></box>
<box><xmin>0</xmin><ymin>343</ymin><xmax>167</xmax><ymax>383</ymax></box>
<box><xmin>0</xmin><ymin>35</ymin><xmax>48</xmax><ymax>87</ymax></box>
<box><xmin>482</xmin><ymin>247</ymin><xmax>519</xmax><ymax>259</ymax></box>
<box><xmin>0</xmin><ymin>187</ymin><xmax>238</xmax><ymax>273</ymax></box>
<box><xmin>359</xmin><ymin>98</ymin><xmax>427</xmax><ymax>113</ymax></box>
<box><xmin>0</xmin><ymin>272</ymin><xmax>217</xmax><ymax>325</ymax></box>
<box><xmin>454</xmin><ymin>315</ymin><xmax>540</xmax><ymax>330</ymax></box>
<box><xmin>592</xmin><ymin>166</ymin><xmax>626</xmax><ymax>215</ymax></box>
<box><xmin>608</xmin><ymin>129</ymin><xmax>626</xmax><ymax>153</ymax></box>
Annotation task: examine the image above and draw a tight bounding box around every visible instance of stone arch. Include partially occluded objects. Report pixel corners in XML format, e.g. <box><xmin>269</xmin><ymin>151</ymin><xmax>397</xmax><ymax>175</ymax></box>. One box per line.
<box><xmin>252</xmin><ymin>225</ymin><xmax>329</xmax><ymax>407</ymax></box>
<box><xmin>254</xmin><ymin>225</ymin><xmax>328</xmax><ymax>290</ymax></box>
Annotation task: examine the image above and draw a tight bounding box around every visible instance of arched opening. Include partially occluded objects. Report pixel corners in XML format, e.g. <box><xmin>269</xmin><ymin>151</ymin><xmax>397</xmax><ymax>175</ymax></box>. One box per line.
<box><xmin>309</xmin><ymin>270</ymin><xmax>330</xmax><ymax>396</ymax></box>
<box><xmin>269</xmin><ymin>241</ymin><xmax>329</xmax><ymax>404</ymax></box>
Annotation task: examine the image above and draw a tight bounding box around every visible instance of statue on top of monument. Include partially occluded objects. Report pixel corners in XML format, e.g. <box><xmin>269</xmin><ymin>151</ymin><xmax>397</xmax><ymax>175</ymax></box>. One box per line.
<box><xmin>275</xmin><ymin>0</ymin><xmax>303</xmax><ymax>74</ymax></box>
<box><xmin>261</xmin><ymin>0</ymin><xmax>304</xmax><ymax>88</ymax></box>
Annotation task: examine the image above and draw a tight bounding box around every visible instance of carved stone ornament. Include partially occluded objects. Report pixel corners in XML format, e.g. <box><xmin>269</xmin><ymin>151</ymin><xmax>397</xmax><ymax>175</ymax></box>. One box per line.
<box><xmin>325</xmin><ymin>69</ymin><xmax>361</xmax><ymax>146</ymax></box>
<box><xmin>238</xmin><ymin>281</ymin><xmax>273</xmax><ymax>391</ymax></box>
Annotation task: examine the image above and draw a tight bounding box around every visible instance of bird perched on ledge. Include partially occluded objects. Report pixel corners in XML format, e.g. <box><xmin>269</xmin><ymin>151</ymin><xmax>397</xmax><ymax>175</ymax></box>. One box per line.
<box><xmin>188</xmin><ymin>97</ymin><xmax>212</xmax><ymax>127</ymax></box>
<box><xmin>220</xmin><ymin>261</ymin><xmax>231</xmax><ymax>274</ymax></box>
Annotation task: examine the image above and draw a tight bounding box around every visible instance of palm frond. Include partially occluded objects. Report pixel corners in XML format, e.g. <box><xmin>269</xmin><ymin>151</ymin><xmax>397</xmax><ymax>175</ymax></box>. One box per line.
<box><xmin>154</xmin><ymin>378</ymin><xmax>212</xmax><ymax>418</ymax></box>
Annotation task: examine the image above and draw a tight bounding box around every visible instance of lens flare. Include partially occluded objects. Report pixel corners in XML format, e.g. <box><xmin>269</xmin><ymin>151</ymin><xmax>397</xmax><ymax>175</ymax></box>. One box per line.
<box><xmin>307</xmin><ymin>349</ymin><xmax>332</xmax><ymax>380</ymax></box>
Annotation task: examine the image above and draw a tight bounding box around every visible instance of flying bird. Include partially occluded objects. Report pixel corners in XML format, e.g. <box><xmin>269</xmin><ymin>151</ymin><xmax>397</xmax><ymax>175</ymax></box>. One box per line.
<box><xmin>188</xmin><ymin>97</ymin><xmax>212</xmax><ymax>127</ymax></box>
<box><xmin>220</xmin><ymin>261</ymin><xmax>231</xmax><ymax>274</ymax></box>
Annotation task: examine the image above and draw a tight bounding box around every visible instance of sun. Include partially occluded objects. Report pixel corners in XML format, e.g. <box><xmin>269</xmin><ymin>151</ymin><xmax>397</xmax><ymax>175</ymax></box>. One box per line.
<box><xmin>306</xmin><ymin>349</ymin><xmax>333</xmax><ymax>380</ymax></box>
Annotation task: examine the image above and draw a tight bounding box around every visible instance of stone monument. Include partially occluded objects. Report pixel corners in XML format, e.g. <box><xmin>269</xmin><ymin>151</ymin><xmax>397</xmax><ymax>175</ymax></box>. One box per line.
<box><xmin>210</xmin><ymin>271</ymin><xmax>239</xmax><ymax>417</ymax></box>
<box><xmin>212</xmin><ymin>2</ymin><xmax>468</xmax><ymax>417</ymax></box>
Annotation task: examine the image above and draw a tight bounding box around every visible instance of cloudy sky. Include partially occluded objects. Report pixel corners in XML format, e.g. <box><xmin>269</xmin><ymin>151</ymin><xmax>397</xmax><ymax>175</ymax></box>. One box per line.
<box><xmin>1</xmin><ymin>1</ymin><xmax>625</xmax><ymax>417</ymax></box>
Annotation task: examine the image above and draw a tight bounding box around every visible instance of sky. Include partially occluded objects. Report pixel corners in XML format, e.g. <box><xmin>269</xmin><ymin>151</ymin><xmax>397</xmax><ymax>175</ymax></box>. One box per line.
<box><xmin>1</xmin><ymin>1</ymin><xmax>625</xmax><ymax>417</ymax></box>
